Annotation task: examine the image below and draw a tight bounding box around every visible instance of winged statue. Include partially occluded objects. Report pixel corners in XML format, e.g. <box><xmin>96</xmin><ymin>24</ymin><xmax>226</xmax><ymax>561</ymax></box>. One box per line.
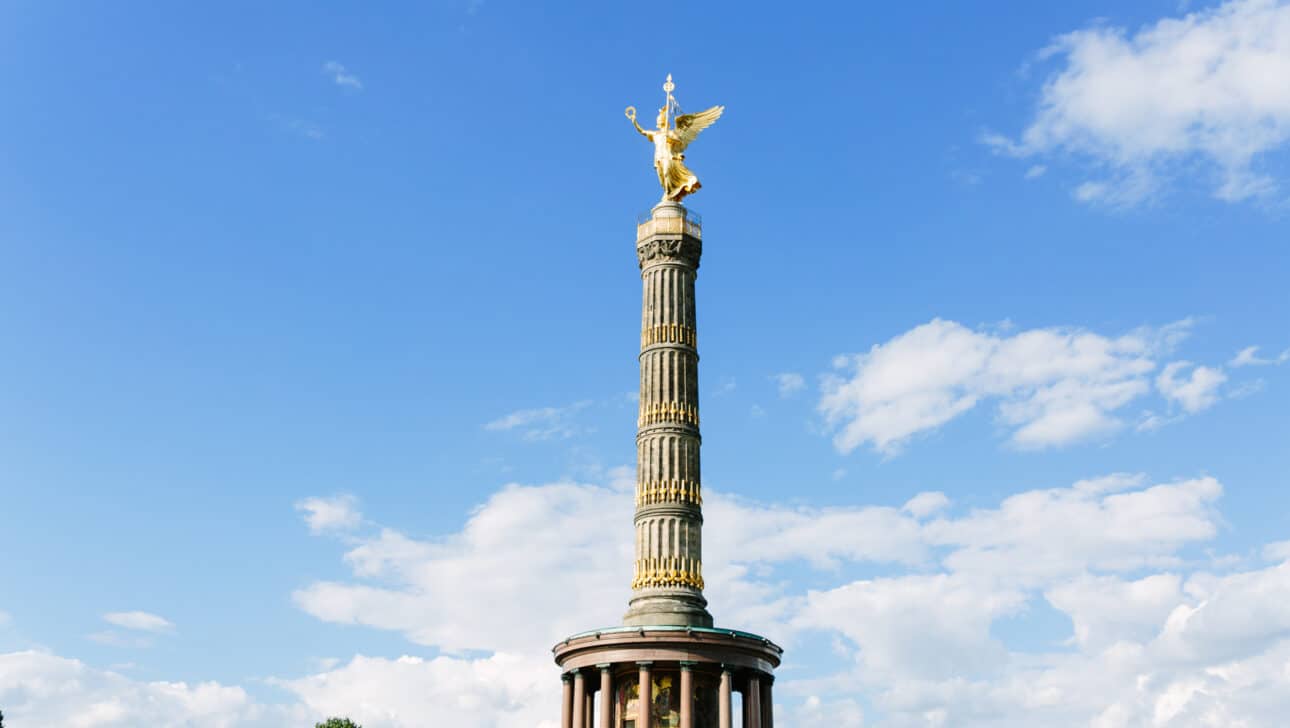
<box><xmin>626</xmin><ymin>75</ymin><xmax>724</xmax><ymax>203</ymax></box>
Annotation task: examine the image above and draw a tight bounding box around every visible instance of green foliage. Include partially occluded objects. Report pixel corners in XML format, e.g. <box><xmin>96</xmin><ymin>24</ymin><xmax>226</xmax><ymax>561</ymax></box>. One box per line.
<box><xmin>315</xmin><ymin>718</ymin><xmax>360</xmax><ymax>728</ymax></box>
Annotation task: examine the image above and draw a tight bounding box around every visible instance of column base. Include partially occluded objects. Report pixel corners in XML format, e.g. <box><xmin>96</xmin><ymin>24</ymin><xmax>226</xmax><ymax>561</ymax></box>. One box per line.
<box><xmin>623</xmin><ymin>594</ymin><xmax>713</xmax><ymax>628</ymax></box>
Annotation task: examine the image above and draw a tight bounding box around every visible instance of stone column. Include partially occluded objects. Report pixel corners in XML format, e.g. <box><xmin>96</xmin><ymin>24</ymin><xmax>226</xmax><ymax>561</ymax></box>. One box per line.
<box><xmin>599</xmin><ymin>665</ymin><xmax>613</xmax><ymax>728</ymax></box>
<box><xmin>679</xmin><ymin>662</ymin><xmax>694</xmax><ymax>728</ymax></box>
<box><xmin>624</xmin><ymin>202</ymin><xmax>713</xmax><ymax>628</ymax></box>
<box><xmin>561</xmin><ymin>673</ymin><xmax>574</xmax><ymax>728</ymax></box>
<box><xmin>718</xmin><ymin>668</ymin><xmax>732</xmax><ymax>728</ymax></box>
<box><xmin>746</xmin><ymin>675</ymin><xmax>762</xmax><ymax>728</ymax></box>
<box><xmin>586</xmin><ymin>689</ymin><xmax>595</xmax><ymax>728</ymax></box>
<box><xmin>762</xmin><ymin>678</ymin><xmax>773</xmax><ymax>728</ymax></box>
<box><xmin>638</xmin><ymin>662</ymin><xmax>652</xmax><ymax>728</ymax></box>
<box><xmin>572</xmin><ymin>670</ymin><xmax>585</xmax><ymax>728</ymax></box>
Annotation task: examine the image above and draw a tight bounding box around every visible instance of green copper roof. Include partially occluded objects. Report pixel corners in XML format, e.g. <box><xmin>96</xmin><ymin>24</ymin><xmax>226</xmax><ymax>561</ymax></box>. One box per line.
<box><xmin>557</xmin><ymin>625</ymin><xmax>782</xmax><ymax>650</ymax></box>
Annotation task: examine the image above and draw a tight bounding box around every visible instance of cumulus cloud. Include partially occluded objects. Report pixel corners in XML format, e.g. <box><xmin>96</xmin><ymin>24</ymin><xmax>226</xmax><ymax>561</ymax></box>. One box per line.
<box><xmin>987</xmin><ymin>0</ymin><xmax>1290</xmax><ymax>204</ymax></box>
<box><xmin>1157</xmin><ymin>361</ymin><xmax>1228</xmax><ymax>413</ymax></box>
<box><xmin>1045</xmin><ymin>573</ymin><xmax>1184</xmax><ymax>649</ymax></box>
<box><xmin>294</xmin><ymin>472</ymin><xmax>635</xmax><ymax>654</ymax></box>
<box><xmin>296</xmin><ymin>494</ymin><xmax>363</xmax><ymax>534</ymax></box>
<box><xmin>818</xmin><ymin>318</ymin><xmax>1206</xmax><ymax>454</ymax></box>
<box><xmin>275</xmin><ymin>653</ymin><xmax>555</xmax><ymax>728</ymax></box>
<box><xmin>781</xmin><ymin>695</ymin><xmax>865</xmax><ymax>727</ymax></box>
<box><xmin>323</xmin><ymin>61</ymin><xmax>362</xmax><ymax>90</ymax></box>
<box><xmin>797</xmin><ymin>573</ymin><xmax>1028</xmax><ymax>682</ymax></box>
<box><xmin>902</xmin><ymin>491</ymin><xmax>950</xmax><ymax>518</ymax></box>
<box><xmin>12</xmin><ymin>468</ymin><xmax>1290</xmax><ymax>726</ymax></box>
<box><xmin>288</xmin><ymin>469</ymin><xmax>1263</xmax><ymax>725</ymax></box>
<box><xmin>0</xmin><ymin>651</ymin><xmax>280</xmax><ymax>727</ymax></box>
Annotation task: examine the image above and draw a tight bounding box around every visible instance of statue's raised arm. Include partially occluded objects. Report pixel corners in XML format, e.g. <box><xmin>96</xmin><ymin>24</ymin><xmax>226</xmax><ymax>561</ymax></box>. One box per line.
<box><xmin>625</xmin><ymin>106</ymin><xmax>652</xmax><ymax>139</ymax></box>
<box><xmin>626</xmin><ymin>74</ymin><xmax>725</xmax><ymax>203</ymax></box>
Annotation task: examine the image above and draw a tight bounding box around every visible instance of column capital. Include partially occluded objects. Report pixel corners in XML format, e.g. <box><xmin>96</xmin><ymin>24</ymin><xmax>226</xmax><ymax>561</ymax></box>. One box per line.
<box><xmin>561</xmin><ymin>672</ymin><xmax>573</xmax><ymax>683</ymax></box>
<box><xmin>636</xmin><ymin>660</ymin><xmax>654</xmax><ymax>667</ymax></box>
<box><xmin>679</xmin><ymin>661</ymin><xmax>696</xmax><ymax>670</ymax></box>
<box><xmin>595</xmin><ymin>663</ymin><xmax>612</xmax><ymax>671</ymax></box>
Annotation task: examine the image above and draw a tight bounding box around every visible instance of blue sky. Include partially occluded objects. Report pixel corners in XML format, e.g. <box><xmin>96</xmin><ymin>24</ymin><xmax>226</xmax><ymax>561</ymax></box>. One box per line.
<box><xmin>1</xmin><ymin>1</ymin><xmax>1289</xmax><ymax>725</ymax></box>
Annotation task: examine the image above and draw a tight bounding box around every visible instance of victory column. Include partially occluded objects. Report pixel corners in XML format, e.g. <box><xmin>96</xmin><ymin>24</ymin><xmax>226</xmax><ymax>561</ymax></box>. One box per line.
<box><xmin>552</xmin><ymin>76</ymin><xmax>781</xmax><ymax>728</ymax></box>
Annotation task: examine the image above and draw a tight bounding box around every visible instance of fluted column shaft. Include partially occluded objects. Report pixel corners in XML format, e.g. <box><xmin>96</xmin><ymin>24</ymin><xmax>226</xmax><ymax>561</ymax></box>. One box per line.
<box><xmin>625</xmin><ymin>202</ymin><xmax>713</xmax><ymax>628</ymax></box>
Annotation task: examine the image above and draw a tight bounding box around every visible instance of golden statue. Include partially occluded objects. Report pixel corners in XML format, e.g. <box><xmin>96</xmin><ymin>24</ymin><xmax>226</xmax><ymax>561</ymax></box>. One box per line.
<box><xmin>626</xmin><ymin>74</ymin><xmax>724</xmax><ymax>203</ymax></box>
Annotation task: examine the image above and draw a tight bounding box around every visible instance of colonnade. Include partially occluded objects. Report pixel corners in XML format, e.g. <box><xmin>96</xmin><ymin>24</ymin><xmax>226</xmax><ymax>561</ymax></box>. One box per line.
<box><xmin>559</xmin><ymin>663</ymin><xmax>774</xmax><ymax>728</ymax></box>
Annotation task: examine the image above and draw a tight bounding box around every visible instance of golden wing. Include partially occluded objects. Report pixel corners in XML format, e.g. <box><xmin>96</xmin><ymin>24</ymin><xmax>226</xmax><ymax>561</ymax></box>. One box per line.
<box><xmin>674</xmin><ymin>105</ymin><xmax>724</xmax><ymax>150</ymax></box>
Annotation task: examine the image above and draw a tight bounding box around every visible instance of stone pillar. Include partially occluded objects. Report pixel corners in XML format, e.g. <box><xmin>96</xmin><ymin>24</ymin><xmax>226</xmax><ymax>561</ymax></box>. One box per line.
<box><xmin>679</xmin><ymin>662</ymin><xmax>694</xmax><ymax>728</ymax></box>
<box><xmin>586</xmin><ymin>689</ymin><xmax>595</xmax><ymax>728</ymax></box>
<box><xmin>561</xmin><ymin>673</ymin><xmax>574</xmax><ymax>728</ymax></box>
<box><xmin>746</xmin><ymin>675</ymin><xmax>762</xmax><ymax>728</ymax></box>
<box><xmin>762</xmin><ymin>678</ymin><xmax>773</xmax><ymax>728</ymax></box>
<box><xmin>718</xmin><ymin>668</ymin><xmax>732</xmax><ymax>728</ymax></box>
<box><xmin>599</xmin><ymin>665</ymin><xmax>613</xmax><ymax>728</ymax></box>
<box><xmin>572</xmin><ymin>670</ymin><xmax>585</xmax><ymax>728</ymax></box>
<box><xmin>638</xmin><ymin>662</ymin><xmax>652</xmax><ymax>728</ymax></box>
<box><xmin>624</xmin><ymin>202</ymin><xmax>713</xmax><ymax>628</ymax></box>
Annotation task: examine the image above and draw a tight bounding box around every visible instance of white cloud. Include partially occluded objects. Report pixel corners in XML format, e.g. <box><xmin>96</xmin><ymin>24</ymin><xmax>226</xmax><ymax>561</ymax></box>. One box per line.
<box><xmin>774</xmin><ymin>372</ymin><xmax>806</xmax><ymax>397</ymax></box>
<box><xmin>902</xmin><ymin>491</ymin><xmax>950</xmax><ymax>518</ymax></box>
<box><xmin>0</xmin><ymin>610</ymin><xmax>10</xmax><ymax>627</ymax></box>
<box><xmin>818</xmin><ymin>318</ymin><xmax>1204</xmax><ymax>454</ymax></box>
<box><xmin>1230</xmin><ymin>344</ymin><xmax>1289</xmax><ymax>367</ymax></box>
<box><xmin>1157</xmin><ymin>361</ymin><xmax>1228</xmax><ymax>413</ymax></box>
<box><xmin>1264</xmin><ymin>539</ymin><xmax>1290</xmax><ymax>561</ymax></box>
<box><xmin>483</xmin><ymin>401</ymin><xmax>591</xmax><ymax>441</ymax></box>
<box><xmin>1024</xmin><ymin>164</ymin><xmax>1047</xmax><ymax>179</ymax></box>
<box><xmin>293</xmin><ymin>474</ymin><xmax>634</xmax><ymax>654</ymax></box>
<box><xmin>0</xmin><ymin>650</ymin><xmax>280</xmax><ymax>727</ymax></box>
<box><xmin>796</xmin><ymin>573</ymin><xmax>1028</xmax><ymax>681</ymax></box>
<box><xmin>275</xmin><ymin>653</ymin><xmax>555</xmax><ymax>728</ymax></box>
<box><xmin>926</xmin><ymin>476</ymin><xmax>1222</xmax><ymax>587</ymax></box>
<box><xmin>323</xmin><ymin>61</ymin><xmax>363</xmax><ymax>90</ymax></box>
<box><xmin>103</xmin><ymin>611</ymin><xmax>174</xmax><ymax>633</ymax></box>
<box><xmin>988</xmin><ymin>0</ymin><xmax>1290</xmax><ymax>204</ymax></box>
<box><xmin>296</xmin><ymin>494</ymin><xmax>362</xmax><ymax>534</ymax></box>
<box><xmin>14</xmin><ymin>469</ymin><xmax>1290</xmax><ymax>726</ymax></box>
<box><xmin>1046</xmin><ymin>573</ymin><xmax>1184</xmax><ymax>649</ymax></box>
<box><xmin>1155</xmin><ymin>561</ymin><xmax>1290</xmax><ymax>665</ymax></box>
<box><xmin>782</xmin><ymin>695</ymin><xmax>865</xmax><ymax>727</ymax></box>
